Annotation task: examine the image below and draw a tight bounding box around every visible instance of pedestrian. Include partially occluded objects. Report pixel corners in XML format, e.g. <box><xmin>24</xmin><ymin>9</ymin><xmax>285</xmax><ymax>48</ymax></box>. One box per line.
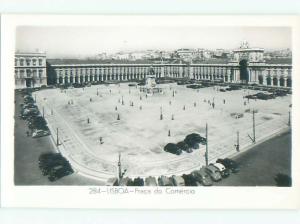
<box><xmin>212</xmin><ymin>102</ymin><xmax>215</xmax><ymax>109</ymax></box>
<box><xmin>26</xmin><ymin>130</ymin><xmax>30</xmax><ymax>137</ymax></box>
<box><xmin>223</xmin><ymin>99</ymin><xmax>225</xmax><ymax>104</ymax></box>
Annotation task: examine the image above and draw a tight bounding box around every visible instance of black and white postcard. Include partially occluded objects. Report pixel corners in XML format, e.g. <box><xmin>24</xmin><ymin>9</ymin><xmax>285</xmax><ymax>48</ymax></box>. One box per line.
<box><xmin>1</xmin><ymin>15</ymin><xmax>299</xmax><ymax>209</ymax></box>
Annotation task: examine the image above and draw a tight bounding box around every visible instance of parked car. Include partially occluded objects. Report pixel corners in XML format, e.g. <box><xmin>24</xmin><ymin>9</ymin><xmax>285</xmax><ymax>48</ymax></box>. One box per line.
<box><xmin>145</xmin><ymin>176</ymin><xmax>157</xmax><ymax>186</ymax></box>
<box><xmin>164</xmin><ymin>143</ymin><xmax>182</xmax><ymax>155</ymax></box>
<box><xmin>171</xmin><ymin>175</ymin><xmax>185</xmax><ymax>186</ymax></box>
<box><xmin>119</xmin><ymin>177</ymin><xmax>134</xmax><ymax>186</ymax></box>
<box><xmin>192</xmin><ymin>143</ymin><xmax>200</xmax><ymax>149</ymax></box>
<box><xmin>105</xmin><ymin>177</ymin><xmax>118</xmax><ymax>186</ymax></box>
<box><xmin>133</xmin><ymin>177</ymin><xmax>144</xmax><ymax>186</ymax></box>
<box><xmin>22</xmin><ymin>103</ymin><xmax>37</xmax><ymax>110</ymax></box>
<box><xmin>158</xmin><ymin>175</ymin><xmax>174</xmax><ymax>186</ymax></box>
<box><xmin>205</xmin><ymin>164</ymin><xmax>222</xmax><ymax>181</ymax></box>
<box><xmin>182</xmin><ymin>174</ymin><xmax>201</xmax><ymax>186</ymax></box>
<box><xmin>176</xmin><ymin>141</ymin><xmax>192</xmax><ymax>153</ymax></box>
<box><xmin>211</xmin><ymin>163</ymin><xmax>230</xmax><ymax>178</ymax></box>
<box><xmin>191</xmin><ymin>167</ymin><xmax>213</xmax><ymax>186</ymax></box>
<box><xmin>216</xmin><ymin>158</ymin><xmax>240</xmax><ymax>173</ymax></box>
<box><xmin>32</xmin><ymin>129</ymin><xmax>50</xmax><ymax>138</ymax></box>
<box><xmin>235</xmin><ymin>113</ymin><xmax>244</xmax><ymax>119</ymax></box>
<box><xmin>184</xmin><ymin>133</ymin><xmax>206</xmax><ymax>147</ymax></box>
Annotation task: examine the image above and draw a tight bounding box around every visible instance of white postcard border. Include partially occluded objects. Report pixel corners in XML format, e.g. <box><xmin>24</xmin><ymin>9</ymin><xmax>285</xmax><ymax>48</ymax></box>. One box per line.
<box><xmin>1</xmin><ymin>15</ymin><xmax>300</xmax><ymax>209</ymax></box>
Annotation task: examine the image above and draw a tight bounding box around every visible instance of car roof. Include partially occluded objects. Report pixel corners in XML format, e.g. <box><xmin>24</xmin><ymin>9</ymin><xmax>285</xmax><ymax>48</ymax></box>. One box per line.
<box><xmin>199</xmin><ymin>167</ymin><xmax>207</xmax><ymax>175</ymax></box>
<box><xmin>213</xmin><ymin>163</ymin><xmax>226</xmax><ymax>170</ymax></box>
<box><xmin>172</xmin><ymin>175</ymin><xmax>184</xmax><ymax>182</ymax></box>
<box><xmin>207</xmin><ymin>164</ymin><xmax>219</xmax><ymax>171</ymax></box>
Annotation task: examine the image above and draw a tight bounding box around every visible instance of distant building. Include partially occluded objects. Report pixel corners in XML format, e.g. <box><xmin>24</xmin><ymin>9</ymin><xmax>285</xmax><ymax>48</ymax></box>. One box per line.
<box><xmin>202</xmin><ymin>50</ymin><xmax>212</xmax><ymax>59</ymax></box>
<box><xmin>213</xmin><ymin>49</ymin><xmax>230</xmax><ymax>59</ymax></box>
<box><xmin>14</xmin><ymin>52</ymin><xmax>47</xmax><ymax>89</ymax></box>
<box><xmin>175</xmin><ymin>48</ymin><xmax>194</xmax><ymax>61</ymax></box>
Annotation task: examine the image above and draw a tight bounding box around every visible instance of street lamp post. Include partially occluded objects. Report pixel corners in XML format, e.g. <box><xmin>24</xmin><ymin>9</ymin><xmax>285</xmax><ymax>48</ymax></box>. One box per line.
<box><xmin>205</xmin><ymin>123</ymin><xmax>208</xmax><ymax>166</ymax></box>
<box><xmin>118</xmin><ymin>152</ymin><xmax>127</xmax><ymax>185</ymax></box>
<box><xmin>253</xmin><ymin>110</ymin><xmax>256</xmax><ymax>143</ymax></box>
<box><xmin>235</xmin><ymin>131</ymin><xmax>240</xmax><ymax>152</ymax></box>
<box><xmin>56</xmin><ymin>128</ymin><xmax>59</xmax><ymax>146</ymax></box>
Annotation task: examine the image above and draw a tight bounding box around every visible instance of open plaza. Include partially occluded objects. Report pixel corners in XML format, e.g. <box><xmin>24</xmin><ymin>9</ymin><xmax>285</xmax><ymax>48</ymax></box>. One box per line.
<box><xmin>34</xmin><ymin>82</ymin><xmax>291</xmax><ymax>181</ymax></box>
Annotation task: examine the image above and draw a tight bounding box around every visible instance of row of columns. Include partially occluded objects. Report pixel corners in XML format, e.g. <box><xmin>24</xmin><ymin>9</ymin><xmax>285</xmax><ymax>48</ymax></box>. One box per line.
<box><xmin>56</xmin><ymin>72</ymin><xmax>163</xmax><ymax>84</ymax></box>
<box><xmin>260</xmin><ymin>75</ymin><xmax>291</xmax><ymax>87</ymax></box>
<box><xmin>55</xmin><ymin>66</ymin><xmax>168</xmax><ymax>84</ymax></box>
<box><xmin>56</xmin><ymin>66</ymin><xmax>164</xmax><ymax>77</ymax></box>
<box><xmin>164</xmin><ymin>66</ymin><xmax>184</xmax><ymax>78</ymax></box>
<box><xmin>53</xmin><ymin>64</ymin><xmax>292</xmax><ymax>87</ymax></box>
<box><xmin>191</xmin><ymin>66</ymin><xmax>229</xmax><ymax>76</ymax></box>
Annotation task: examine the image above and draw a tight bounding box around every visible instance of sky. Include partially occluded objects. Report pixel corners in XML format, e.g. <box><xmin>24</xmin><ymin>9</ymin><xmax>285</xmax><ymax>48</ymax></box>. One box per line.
<box><xmin>16</xmin><ymin>26</ymin><xmax>291</xmax><ymax>58</ymax></box>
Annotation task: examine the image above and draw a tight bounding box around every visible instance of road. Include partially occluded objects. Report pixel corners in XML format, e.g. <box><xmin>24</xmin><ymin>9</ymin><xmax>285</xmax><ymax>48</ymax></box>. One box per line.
<box><xmin>214</xmin><ymin>130</ymin><xmax>291</xmax><ymax>186</ymax></box>
<box><xmin>14</xmin><ymin>91</ymin><xmax>104</xmax><ymax>185</ymax></box>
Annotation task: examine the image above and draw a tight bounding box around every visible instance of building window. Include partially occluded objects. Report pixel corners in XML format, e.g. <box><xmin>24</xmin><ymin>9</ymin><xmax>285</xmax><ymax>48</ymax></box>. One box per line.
<box><xmin>26</xmin><ymin>70</ymin><xmax>31</xmax><ymax>78</ymax></box>
<box><xmin>20</xmin><ymin>70</ymin><xmax>24</xmax><ymax>78</ymax></box>
<box><xmin>39</xmin><ymin>59</ymin><xmax>43</xmax><ymax>66</ymax></box>
<box><xmin>32</xmin><ymin>70</ymin><xmax>37</xmax><ymax>78</ymax></box>
<box><xmin>15</xmin><ymin>59</ymin><xmax>18</xmax><ymax>66</ymax></box>
<box><xmin>39</xmin><ymin>70</ymin><xmax>43</xmax><ymax>78</ymax></box>
<box><xmin>26</xmin><ymin>59</ymin><xmax>31</xmax><ymax>66</ymax></box>
<box><xmin>20</xmin><ymin>59</ymin><xmax>24</xmax><ymax>66</ymax></box>
<box><xmin>32</xmin><ymin>59</ymin><xmax>37</xmax><ymax>66</ymax></box>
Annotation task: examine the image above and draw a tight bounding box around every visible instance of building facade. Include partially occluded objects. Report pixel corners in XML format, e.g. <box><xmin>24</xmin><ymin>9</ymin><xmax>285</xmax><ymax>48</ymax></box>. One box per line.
<box><xmin>15</xmin><ymin>52</ymin><xmax>47</xmax><ymax>89</ymax></box>
<box><xmin>15</xmin><ymin>42</ymin><xmax>292</xmax><ymax>89</ymax></box>
<box><xmin>47</xmin><ymin>61</ymin><xmax>291</xmax><ymax>88</ymax></box>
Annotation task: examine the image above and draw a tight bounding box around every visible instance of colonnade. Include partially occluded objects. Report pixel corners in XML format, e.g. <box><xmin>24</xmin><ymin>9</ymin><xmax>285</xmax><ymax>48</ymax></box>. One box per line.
<box><xmin>52</xmin><ymin>63</ymin><xmax>292</xmax><ymax>88</ymax></box>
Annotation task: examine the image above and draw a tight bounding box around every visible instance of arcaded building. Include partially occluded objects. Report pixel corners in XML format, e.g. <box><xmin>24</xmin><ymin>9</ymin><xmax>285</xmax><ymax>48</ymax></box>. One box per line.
<box><xmin>14</xmin><ymin>52</ymin><xmax>47</xmax><ymax>89</ymax></box>
<box><xmin>15</xmin><ymin>42</ymin><xmax>292</xmax><ymax>89</ymax></box>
